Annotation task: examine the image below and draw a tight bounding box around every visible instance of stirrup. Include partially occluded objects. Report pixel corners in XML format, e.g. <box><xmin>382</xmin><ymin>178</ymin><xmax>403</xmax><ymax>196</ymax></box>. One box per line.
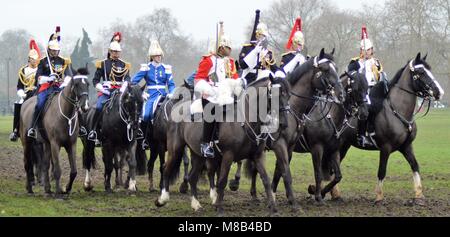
<box><xmin>94</xmin><ymin>139</ymin><xmax>102</xmax><ymax>147</ymax></box>
<box><xmin>136</xmin><ymin>128</ymin><xmax>144</xmax><ymax>140</ymax></box>
<box><xmin>142</xmin><ymin>140</ymin><xmax>150</xmax><ymax>150</ymax></box>
<box><xmin>200</xmin><ymin>142</ymin><xmax>215</xmax><ymax>159</ymax></box>
<box><xmin>27</xmin><ymin>128</ymin><xmax>37</xmax><ymax>139</ymax></box>
<box><xmin>9</xmin><ymin>132</ymin><xmax>18</xmax><ymax>142</ymax></box>
<box><xmin>79</xmin><ymin>126</ymin><xmax>88</xmax><ymax>137</ymax></box>
<box><xmin>87</xmin><ymin>130</ymin><xmax>97</xmax><ymax>141</ymax></box>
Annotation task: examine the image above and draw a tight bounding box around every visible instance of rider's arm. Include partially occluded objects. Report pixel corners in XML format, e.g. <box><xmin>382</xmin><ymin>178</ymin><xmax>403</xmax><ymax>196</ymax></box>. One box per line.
<box><xmin>63</xmin><ymin>58</ymin><xmax>73</xmax><ymax>78</ymax></box>
<box><xmin>124</xmin><ymin>62</ymin><xmax>131</xmax><ymax>82</ymax></box>
<box><xmin>93</xmin><ymin>60</ymin><xmax>104</xmax><ymax>86</ymax></box>
<box><xmin>131</xmin><ymin>64</ymin><xmax>148</xmax><ymax>85</ymax></box>
<box><xmin>164</xmin><ymin>65</ymin><xmax>176</xmax><ymax>94</ymax></box>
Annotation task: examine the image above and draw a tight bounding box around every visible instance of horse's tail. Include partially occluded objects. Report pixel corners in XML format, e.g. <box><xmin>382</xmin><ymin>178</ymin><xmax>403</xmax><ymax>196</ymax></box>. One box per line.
<box><xmin>244</xmin><ymin>160</ymin><xmax>256</xmax><ymax>179</ymax></box>
<box><xmin>166</xmin><ymin>147</ymin><xmax>185</xmax><ymax>185</ymax></box>
<box><xmin>81</xmin><ymin>137</ymin><xmax>96</xmax><ymax>170</ymax></box>
<box><xmin>135</xmin><ymin>143</ymin><xmax>147</xmax><ymax>176</ymax></box>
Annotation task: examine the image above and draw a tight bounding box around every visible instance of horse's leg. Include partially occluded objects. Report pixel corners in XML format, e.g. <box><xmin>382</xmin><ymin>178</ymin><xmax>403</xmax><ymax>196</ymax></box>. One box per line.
<box><xmin>23</xmin><ymin>143</ymin><xmax>34</xmax><ymax>194</ymax></box>
<box><xmin>214</xmin><ymin>152</ymin><xmax>234</xmax><ymax>216</ymax></box>
<box><xmin>113</xmin><ymin>152</ymin><xmax>122</xmax><ymax>189</ymax></box>
<box><xmin>331</xmin><ymin>143</ymin><xmax>351</xmax><ymax>201</ymax></box>
<box><xmin>250</xmin><ymin>165</ymin><xmax>259</xmax><ymax>203</ymax></box>
<box><xmin>64</xmin><ymin>144</ymin><xmax>78</xmax><ymax>194</ymax></box>
<box><xmin>179</xmin><ymin>147</ymin><xmax>190</xmax><ymax>194</ymax></box>
<box><xmin>272</xmin><ymin>141</ymin><xmax>297</xmax><ymax>210</ymax></box>
<box><xmin>272</xmin><ymin>149</ymin><xmax>293</xmax><ymax>193</ymax></box>
<box><xmin>206</xmin><ymin>159</ymin><xmax>219</xmax><ymax>205</ymax></box>
<box><xmin>400</xmin><ymin>144</ymin><xmax>425</xmax><ymax>206</ymax></box>
<box><xmin>49</xmin><ymin>141</ymin><xmax>63</xmax><ymax>195</ymax></box>
<box><xmin>321</xmin><ymin>151</ymin><xmax>342</xmax><ymax>198</ymax></box>
<box><xmin>189</xmin><ymin>153</ymin><xmax>206</xmax><ymax>211</ymax></box>
<box><xmin>158</xmin><ymin>143</ymin><xmax>166</xmax><ymax>191</ymax></box>
<box><xmin>127</xmin><ymin>141</ymin><xmax>138</xmax><ymax>192</ymax></box>
<box><xmin>311</xmin><ymin>145</ymin><xmax>325</xmax><ymax>205</ymax></box>
<box><xmin>229</xmin><ymin>161</ymin><xmax>242</xmax><ymax>191</ymax></box>
<box><xmin>42</xmin><ymin>143</ymin><xmax>52</xmax><ymax>195</ymax></box>
<box><xmin>254</xmin><ymin>152</ymin><xmax>277</xmax><ymax>215</ymax></box>
<box><xmin>374</xmin><ymin>147</ymin><xmax>391</xmax><ymax>205</ymax></box>
<box><xmin>83</xmin><ymin>141</ymin><xmax>95</xmax><ymax>192</ymax></box>
<box><xmin>102</xmin><ymin>146</ymin><xmax>114</xmax><ymax>193</ymax></box>
<box><xmin>147</xmin><ymin>142</ymin><xmax>158</xmax><ymax>192</ymax></box>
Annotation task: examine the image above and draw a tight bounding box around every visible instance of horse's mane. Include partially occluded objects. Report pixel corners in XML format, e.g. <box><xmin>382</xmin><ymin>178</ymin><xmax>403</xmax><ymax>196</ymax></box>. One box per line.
<box><xmin>76</xmin><ymin>67</ymin><xmax>89</xmax><ymax>76</ymax></box>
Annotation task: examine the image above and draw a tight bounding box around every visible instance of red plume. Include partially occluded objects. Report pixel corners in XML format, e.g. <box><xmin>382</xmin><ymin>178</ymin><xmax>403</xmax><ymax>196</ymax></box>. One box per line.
<box><xmin>361</xmin><ymin>25</ymin><xmax>368</xmax><ymax>40</ymax></box>
<box><xmin>285</xmin><ymin>17</ymin><xmax>302</xmax><ymax>50</ymax></box>
<box><xmin>29</xmin><ymin>39</ymin><xmax>41</xmax><ymax>59</ymax></box>
<box><xmin>112</xmin><ymin>32</ymin><xmax>122</xmax><ymax>42</ymax></box>
<box><xmin>55</xmin><ymin>26</ymin><xmax>61</xmax><ymax>42</ymax></box>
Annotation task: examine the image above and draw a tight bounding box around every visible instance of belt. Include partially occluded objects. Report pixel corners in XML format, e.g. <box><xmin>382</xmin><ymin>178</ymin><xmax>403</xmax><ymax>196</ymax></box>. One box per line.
<box><xmin>147</xmin><ymin>85</ymin><xmax>166</xmax><ymax>90</ymax></box>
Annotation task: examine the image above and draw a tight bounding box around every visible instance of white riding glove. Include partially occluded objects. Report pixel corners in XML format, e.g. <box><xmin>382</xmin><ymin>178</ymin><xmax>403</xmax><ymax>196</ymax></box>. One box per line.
<box><xmin>17</xmin><ymin>89</ymin><xmax>26</xmax><ymax>99</ymax></box>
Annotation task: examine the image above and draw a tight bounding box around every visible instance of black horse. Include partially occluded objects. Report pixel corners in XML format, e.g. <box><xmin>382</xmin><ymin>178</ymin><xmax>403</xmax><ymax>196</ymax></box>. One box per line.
<box><xmin>82</xmin><ymin>82</ymin><xmax>145</xmax><ymax>193</ymax></box>
<box><xmin>329</xmin><ymin>53</ymin><xmax>444</xmax><ymax>205</ymax></box>
<box><xmin>135</xmin><ymin>83</ymin><xmax>191</xmax><ymax>193</ymax></box>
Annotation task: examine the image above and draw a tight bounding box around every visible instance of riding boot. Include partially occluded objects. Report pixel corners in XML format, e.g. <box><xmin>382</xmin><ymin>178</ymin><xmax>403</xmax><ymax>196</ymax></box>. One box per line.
<box><xmin>136</xmin><ymin>119</ymin><xmax>145</xmax><ymax>140</ymax></box>
<box><xmin>9</xmin><ymin>103</ymin><xmax>21</xmax><ymax>141</ymax></box>
<box><xmin>357</xmin><ymin>119</ymin><xmax>372</xmax><ymax>147</ymax></box>
<box><xmin>27</xmin><ymin>107</ymin><xmax>40</xmax><ymax>139</ymax></box>
<box><xmin>141</xmin><ymin>121</ymin><xmax>150</xmax><ymax>150</ymax></box>
<box><xmin>200</xmin><ymin>99</ymin><xmax>215</xmax><ymax>158</ymax></box>
<box><xmin>88</xmin><ymin>109</ymin><xmax>102</xmax><ymax>146</ymax></box>
<box><xmin>78</xmin><ymin>113</ymin><xmax>88</xmax><ymax>137</ymax></box>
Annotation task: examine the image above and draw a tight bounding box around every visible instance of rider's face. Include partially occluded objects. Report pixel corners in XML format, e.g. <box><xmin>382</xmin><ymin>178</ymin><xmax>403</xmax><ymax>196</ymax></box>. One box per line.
<box><xmin>110</xmin><ymin>50</ymin><xmax>121</xmax><ymax>60</ymax></box>
<box><xmin>219</xmin><ymin>46</ymin><xmax>231</xmax><ymax>57</ymax></box>
<box><xmin>363</xmin><ymin>48</ymin><xmax>373</xmax><ymax>59</ymax></box>
<box><xmin>28</xmin><ymin>57</ymin><xmax>38</xmax><ymax>68</ymax></box>
<box><xmin>48</xmin><ymin>49</ymin><xmax>59</xmax><ymax>58</ymax></box>
<box><xmin>152</xmin><ymin>55</ymin><xmax>162</xmax><ymax>63</ymax></box>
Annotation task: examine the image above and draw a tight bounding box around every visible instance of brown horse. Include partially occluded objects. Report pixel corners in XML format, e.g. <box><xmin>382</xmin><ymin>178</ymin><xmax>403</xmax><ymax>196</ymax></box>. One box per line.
<box><xmin>155</xmin><ymin>76</ymin><xmax>290</xmax><ymax>216</ymax></box>
<box><xmin>20</xmin><ymin>67</ymin><xmax>90</xmax><ymax>195</ymax></box>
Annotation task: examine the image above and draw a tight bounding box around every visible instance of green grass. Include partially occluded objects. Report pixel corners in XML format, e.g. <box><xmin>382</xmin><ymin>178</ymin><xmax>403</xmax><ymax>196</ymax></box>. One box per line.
<box><xmin>0</xmin><ymin>109</ymin><xmax>449</xmax><ymax>217</ymax></box>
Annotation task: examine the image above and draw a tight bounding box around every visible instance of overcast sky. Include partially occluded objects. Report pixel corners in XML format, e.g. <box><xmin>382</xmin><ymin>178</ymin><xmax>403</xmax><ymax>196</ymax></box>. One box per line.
<box><xmin>1</xmin><ymin>0</ymin><xmax>383</xmax><ymax>46</ymax></box>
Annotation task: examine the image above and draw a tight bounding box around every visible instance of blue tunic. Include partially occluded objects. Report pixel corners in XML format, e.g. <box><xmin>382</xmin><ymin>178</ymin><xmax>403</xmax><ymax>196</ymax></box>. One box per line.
<box><xmin>131</xmin><ymin>62</ymin><xmax>176</xmax><ymax>122</ymax></box>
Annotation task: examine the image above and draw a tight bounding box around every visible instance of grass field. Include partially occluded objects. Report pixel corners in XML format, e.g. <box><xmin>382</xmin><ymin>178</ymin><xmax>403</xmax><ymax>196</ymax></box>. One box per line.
<box><xmin>0</xmin><ymin>109</ymin><xmax>449</xmax><ymax>217</ymax></box>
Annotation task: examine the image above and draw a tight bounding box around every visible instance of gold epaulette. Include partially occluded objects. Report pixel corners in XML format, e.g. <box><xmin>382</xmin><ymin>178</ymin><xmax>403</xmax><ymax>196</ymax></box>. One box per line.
<box><xmin>242</xmin><ymin>43</ymin><xmax>252</xmax><ymax>47</ymax></box>
<box><xmin>125</xmin><ymin>62</ymin><xmax>131</xmax><ymax>70</ymax></box>
<box><xmin>95</xmin><ymin>60</ymin><xmax>103</xmax><ymax>69</ymax></box>
<box><xmin>64</xmin><ymin>57</ymin><xmax>72</xmax><ymax>65</ymax></box>
<box><xmin>351</xmin><ymin>56</ymin><xmax>360</xmax><ymax>62</ymax></box>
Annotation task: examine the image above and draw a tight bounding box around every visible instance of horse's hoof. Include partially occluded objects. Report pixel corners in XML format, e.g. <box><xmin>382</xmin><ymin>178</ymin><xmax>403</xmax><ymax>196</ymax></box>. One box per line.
<box><xmin>307</xmin><ymin>185</ymin><xmax>316</xmax><ymax>195</ymax></box>
<box><xmin>155</xmin><ymin>199</ymin><xmax>166</xmax><ymax>208</ymax></box>
<box><xmin>26</xmin><ymin>191</ymin><xmax>34</xmax><ymax>196</ymax></box>
<box><xmin>148</xmin><ymin>187</ymin><xmax>157</xmax><ymax>193</ymax></box>
<box><xmin>331</xmin><ymin>197</ymin><xmax>345</xmax><ymax>203</ymax></box>
<box><xmin>406</xmin><ymin>198</ymin><xmax>426</xmax><ymax>207</ymax></box>
<box><xmin>179</xmin><ymin>182</ymin><xmax>189</xmax><ymax>194</ymax></box>
<box><xmin>373</xmin><ymin>200</ymin><xmax>384</xmax><ymax>207</ymax></box>
<box><xmin>228</xmin><ymin>179</ymin><xmax>240</xmax><ymax>191</ymax></box>
<box><xmin>268</xmin><ymin>207</ymin><xmax>279</xmax><ymax>217</ymax></box>
<box><xmin>83</xmin><ymin>185</ymin><xmax>94</xmax><ymax>192</ymax></box>
<box><xmin>217</xmin><ymin>209</ymin><xmax>225</xmax><ymax>217</ymax></box>
<box><xmin>105</xmin><ymin>188</ymin><xmax>113</xmax><ymax>194</ymax></box>
<box><xmin>251</xmin><ymin>196</ymin><xmax>261</xmax><ymax>205</ymax></box>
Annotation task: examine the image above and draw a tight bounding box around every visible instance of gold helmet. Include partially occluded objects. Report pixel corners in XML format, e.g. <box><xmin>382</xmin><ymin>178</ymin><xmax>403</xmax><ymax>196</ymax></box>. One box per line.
<box><xmin>208</xmin><ymin>22</ymin><xmax>232</xmax><ymax>54</ymax></box>
<box><xmin>256</xmin><ymin>22</ymin><xmax>269</xmax><ymax>38</ymax></box>
<box><xmin>28</xmin><ymin>39</ymin><xmax>41</xmax><ymax>61</ymax></box>
<box><xmin>48</xmin><ymin>26</ymin><xmax>61</xmax><ymax>51</ymax></box>
<box><xmin>109</xmin><ymin>32</ymin><xmax>122</xmax><ymax>52</ymax></box>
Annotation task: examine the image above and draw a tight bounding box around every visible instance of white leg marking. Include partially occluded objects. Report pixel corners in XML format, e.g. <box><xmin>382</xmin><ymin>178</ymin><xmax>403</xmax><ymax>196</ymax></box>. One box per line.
<box><xmin>375</xmin><ymin>179</ymin><xmax>384</xmax><ymax>201</ymax></box>
<box><xmin>413</xmin><ymin>172</ymin><xmax>425</xmax><ymax>199</ymax></box>
<box><xmin>128</xmin><ymin>178</ymin><xmax>137</xmax><ymax>192</ymax></box>
<box><xmin>84</xmin><ymin>170</ymin><xmax>91</xmax><ymax>187</ymax></box>
<box><xmin>191</xmin><ymin>196</ymin><xmax>202</xmax><ymax>211</ymax></box>
<box><xmin>209</xmin><ymin>188</ymin><xmax>218</xmax><ymax>205</ymax></box>
<box><xmin>158</xmin><ymin>188</ymin><xmax>170</xmax><ymax>204</ymax></box>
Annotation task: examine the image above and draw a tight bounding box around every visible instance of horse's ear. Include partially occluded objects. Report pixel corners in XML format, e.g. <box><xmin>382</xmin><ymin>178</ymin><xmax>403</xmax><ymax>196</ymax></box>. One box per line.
<box><xmin>331</xmin><ymin>48</ymin><xmax>335</xmax><ymax>55</ymax></box>
<box><xmin>415</xmin><ymin>52</ymin><xmax>421</xmax><ymax>63</ymax></box>
<box><xmin>319</xmin><ymin>48</ymin><xmax>325</xmax><ymax>58</ymax></box>
<box><xmin>422</xmin><ymin>53</ymin><xmax>428</xmax><ymax>61</ymax></box>
<box><xmin>85</xmin><ymin>63</ymin><xmax>89</xmax><ymax>74</ymax></box>
<box><xmin>139</xmin><ymin>83</ymin><xmax>146</xmax><ymax>92</ymax></box>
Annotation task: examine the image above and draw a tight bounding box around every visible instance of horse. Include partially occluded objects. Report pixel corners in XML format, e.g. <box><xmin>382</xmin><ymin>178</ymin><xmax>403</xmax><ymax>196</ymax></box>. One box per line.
<box><xmin>82</xmin><ymin>82</ymin><xmax>145</xmax><ymax>193</ymax></box>
<box><xmin>155</xmin><ymin>76</ymin><xmax>290</xmax><ymax>216</ymax></box>
<box><xmin>229</xmin><ymin>49</ymin><xmax>347</xmax><ymax>204</ymax></box>
<box><xmin>329</xmin><ymin>53</ymin><xmax>444</xmax><ymax>205</ymax></box>
<box><xmin>135</xmin><ymin>82</ymin><xmax>192</xmax><ymax>193</ymax></box>
<box><xmin>19</xmin><ymin>67</ymin><xmax>90</xmax><ymax>195</ymax></box>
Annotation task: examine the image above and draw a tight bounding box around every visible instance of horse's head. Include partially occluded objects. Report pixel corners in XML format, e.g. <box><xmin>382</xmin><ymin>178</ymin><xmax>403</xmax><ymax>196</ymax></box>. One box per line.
<box><xmin>288</xmin><ymin>48</ymin><xmax>344</xmax><ymax>104</ymax></box>
<box><xmin>340</xmin><ymin>71</ymin><xmax>369</xmax><ymax>119</ymax></box>
<box><xmin>120</xmin><ymin>82</ymin><xmax>144</xmax><ymax>130</ymax></box>
<box><xmin>311</xmin><ymin>48</ymin><xmax>344</xmax><ymax>103</ymax></box>
<box><xmin>408</xmin><ymin>53</ymin><xmax>444</xmax><ymax>101</ymax></box>
<box><xmin>71</xmin><ymin>66</ymin><xmax>90</xmax><ymax>112</ymax></box>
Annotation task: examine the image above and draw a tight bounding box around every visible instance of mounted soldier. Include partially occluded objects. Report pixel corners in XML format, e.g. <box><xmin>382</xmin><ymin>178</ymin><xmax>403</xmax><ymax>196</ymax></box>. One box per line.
<box><xmin>131</xmin><ymin>39</ymin><xmax>176</xmax><ymax>148</ymax></box>
<box><xmin>10</xmin><ymin>40</ymin><xmax>41</xmax><ymax>141</ymax></box>
<box><xmin>239</xmin><ymin>10</ymin><xmax>282</xmax><ymax>84</ymax></box>
<box><xmin>280</xmin><ymin>17</ymin><xmax>308</xmax><ymax>75</ymax></box>
<box><xmin>194</xmin><ymin>22</ymin><xmax>242</xmax><ymax>158</ymax></box>
<box><xmin>87</xmin><ymin>32</ymin><xmax>131</xmax><ymax>145</ymax></box>
<box><xmin>347</xmin><ymin>25</ymin><xmax>387</xmax><ymax>147</ymax></box>
<box><xmin>27</xmin><ymin>27</ymin><xmax>73</xmax><ymax>138</ymax></box>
